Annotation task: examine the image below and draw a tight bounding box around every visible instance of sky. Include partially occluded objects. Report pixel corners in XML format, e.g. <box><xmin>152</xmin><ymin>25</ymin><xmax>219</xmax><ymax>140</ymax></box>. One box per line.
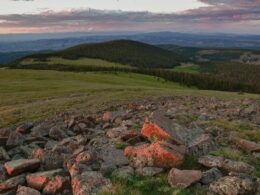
<box><xmin>0</xmin><ymin>0</ymin><xmax>260</xmax><ymax>34</ymax></box>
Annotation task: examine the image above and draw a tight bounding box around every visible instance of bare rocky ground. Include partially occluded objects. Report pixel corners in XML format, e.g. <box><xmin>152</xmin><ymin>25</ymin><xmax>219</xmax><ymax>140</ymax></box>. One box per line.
<box><xmin>0</xmin><ymin>96</ymin><xmax>259</xmax><ymax>195</ymax></box>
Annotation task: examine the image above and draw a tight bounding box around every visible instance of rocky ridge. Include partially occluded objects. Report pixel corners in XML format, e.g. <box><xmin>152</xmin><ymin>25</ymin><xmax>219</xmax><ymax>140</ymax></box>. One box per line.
<box><xmin>0</xmin><ymin>96</ymin><xmax>259</xmax><ymax>194</ymax></box>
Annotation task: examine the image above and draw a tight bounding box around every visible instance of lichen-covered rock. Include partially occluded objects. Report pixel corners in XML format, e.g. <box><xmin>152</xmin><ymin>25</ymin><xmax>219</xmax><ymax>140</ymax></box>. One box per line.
<box><xmin>0</xmin><ymin>165</ymin><xmax>7</xmax><ymax>182</ymax></box>
<box><xmin>120</xmin><ymin>131</ymin><xmax>141</xmax><ymax>141</ymax></box>
<box><xmin>16</xmin><ymin>186</ymin><xmax>41</xmax><ymax>195</ymax></box>
<box><xmin>71</xmin><ymin>171</ymin><xmax>111</xmax><ymax>195</ymax></box>
<box><xmin>102</xmin><ymin>111</ymin><xmax>124</xmax><ymax>123</ymax></box>
<box><xmin>231</xmin><ymin>137</ymin><xmax>260</xmax><ymax>153</ymax></box>
<box><xmin>31</xmin><ymin>148</ymin><xmax>45</xmax><ymax>159</ymax></box>
<box><xmin>40</xmin><ymin>151</ymin><xmax>66</xmax><ymax>170</ymax></box>
<box><xmin>112</xmin><ymin>166</ymin><xmax>134</xmax><ymax>178</ymax></box>
<box><xmin>209</xmin><ymin>176</ymin><xmax>257</xmax><ymax>195</ymax></box>
<box><xmin>141</xmin><ymin>121</ymin><xmax>173</xmax><ymax>142</ymax></box>
<box><xmin>31</xmin><ymin>122</ymin><xmax>53</xmax><ymax>137</ymax></box>
<box><xmin>222</xmin><ymin>159</ymin><xmax>255</xmax><ymax>174</ymax></box>
<box><xmin>135</xmin><ymin>167</ymin><xmax>164</xmax><ymax>177</ymax></box>
<box><xmin>201</xmin><ymin>168</ymin><xmax>223</xmax><ymax>185</ymax></box>
<box><xmin>0</xmin><ymin>174</ymin><xmax>25</xmax><ymax>193</ymax></box>
<box><xmin>99</xmin><ymin>145</ymin><xmax>129</xmax><ymax>174</ymax></box>
<box><xmin>188</xmin><ymin>134</ymin><xmax>216</xmax><ymax>156</ymax></box>
<box><xmin>106</xmin><ymin>126</ymin><xmax>127</xmax><ymax>139</ymax></box>
<box><xmin>26</xmin><ymin>169</ymin><xmax>64</xmax><ymax>190</ymax></box>
<box><xmin>0</xmin><ymin>147</ymin><xmax>10</xmax><ymax>161</ymax></box>
<box><xmin>67</xmin><ymin>161</ymin><xmax>92</xmax><ymax>178</ymax></box>
<box><xmin>168</xmin><ymin>168</ymin><xmax>202</xmax><ymax>188</ymax></box>
<box><xmin>49</xmin><ymin>126</ymin><xmax>67</xmax><ymax>141</ymax></box>
<box><xmin>124</xmin><ymin>141</ymin><xmax>185</xmax><ymax>168</ymax></box>
<box><xmin>198</xmin><ymin>155</ymin><xmax>224</xmax><ymax>168</ymax></box>
<box><xmin>4</xmin><ymin>159</ymin><xmax>41</xmax><ymax>176</ymax></box>
<box><xmin>198</xmin><ymin>155</ymin><xmax>255</xmax><ymax>174</ymax></box>
<box><xmin>141</xmin><ymin>111</ymin><xmax>204</xmax><ymax>145</ymax></box>
<box><xmin>43</xmin><ymin>175</ymin><xmax>70</xmax><ymax>194</ymax></box>
<box><xmin>75</xmin><ymin>150</ymin><xmax>95</xmax><ymax>164</ymax></box>
<box><xmin>6</xmin><ymin>132</ymin><xmax>25</xmax><ymax>147</ymax></box>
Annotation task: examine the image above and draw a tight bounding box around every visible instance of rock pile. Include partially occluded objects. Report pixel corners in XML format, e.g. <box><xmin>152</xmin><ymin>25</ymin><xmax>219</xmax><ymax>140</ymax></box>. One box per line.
<box><xmin>0</xmin><ymin>96</ymin><xmax>259</xmax><ymax>194</ymax></box>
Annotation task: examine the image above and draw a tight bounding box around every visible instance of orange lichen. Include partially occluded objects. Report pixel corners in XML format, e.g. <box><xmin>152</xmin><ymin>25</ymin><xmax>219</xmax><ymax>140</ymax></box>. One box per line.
<box><xmin>26</xmin><ymin>175</ymin><xmax>49</xmax><ymax>190</ymax></box>
<box><xmin>124</xmin><ymin>142</ymin><xmax>184</xmax><ymax>168</ymax></box>
<box><xmin>141</xmin><ymin>122</ymin><xmax>172</xmax><ymax>141</ymax></box>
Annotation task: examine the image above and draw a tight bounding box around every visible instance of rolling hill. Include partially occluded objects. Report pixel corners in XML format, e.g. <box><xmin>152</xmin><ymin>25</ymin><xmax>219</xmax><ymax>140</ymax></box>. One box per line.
<box><xmin>8</xmin><ymin>40</ymin><xmax>260</xmax><ymax>94</ymax></box>
<box><xmin>14</xmin><ymin>40</ymin><xmax>186</xmax><ymax>68</ymax></box>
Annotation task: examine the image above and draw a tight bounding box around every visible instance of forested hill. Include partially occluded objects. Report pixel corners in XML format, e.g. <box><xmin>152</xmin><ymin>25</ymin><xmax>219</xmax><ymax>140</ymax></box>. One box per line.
<box><xmin>19</xmin><ymin>40</ymin><xmax>186</xmax><ymax>68</ymax></box>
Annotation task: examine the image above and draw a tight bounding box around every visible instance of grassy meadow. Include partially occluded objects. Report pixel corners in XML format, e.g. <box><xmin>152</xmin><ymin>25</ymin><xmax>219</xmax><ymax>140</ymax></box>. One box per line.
<box><xmin>172</xmin><ymin>63</ymin><xmax>201</xmax><ymax>74</ymax></box>
<box><xmin>0</xmin><ymin>69</ymin><xmax>184</xmax><ymax>127</ymax></box>
<box><xmin>1</xmin><ymin>69</ymin><xmax>260</xmax><ymax>128</ymax></box>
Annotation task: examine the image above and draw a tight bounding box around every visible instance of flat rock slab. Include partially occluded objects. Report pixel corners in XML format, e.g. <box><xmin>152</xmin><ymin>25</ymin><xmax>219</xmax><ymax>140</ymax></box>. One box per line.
<box><xmin>231</xmin><ymin>137</ymin><xmax>260</xmax><ymax>153</ymax></box>
<box><xmin>201</xmin><ymin>168</ymin><xmax>223</xmax><ymax>185</ymax></box>
<box><xmin>26</xmin><ymin>169</ymin><xmax>64</xmax><ymax>190</ymax></box>
<box><xmin>222</xmin><ymin>159</ymin><xmax>255</xmax><ymax>174</ymax></box>
<box><xmin>168</xmin><ymin>168</ymin><xmax>202</xmax><ymax>188</ymax></box>
<box><xmin>198</xmin><ymin>155</ymin><xmax>224</xmax><ymax>168</ymax></box>
<box><xmin>31</xmin><ymin>122</ymin><xmax>54</xmax><ymax>137</ymax></box>
<box><xmin>16</xmin><ymin>186</ymin><xmax>41</xmax><ymax>195</ymax></box>
<box><xmin>188</xmin><ymin>134</ymin><xmax>216</xmax><ymax>157</ymax></box>
<box><xmin>209</xmin><ymin>176</ymin><xmax>257</xmax><ymax>195</ymax></box>
<box><xmin>4</xmin><ymin>159</ymin><xmax>41</xmax><ymax>176</ymax></box>
<box><xmin>0</xmin><ymin>174</ymin><xmax>25</xmax><ymax>193</ymax></box>
<box><xmin>135</xmin><ymin>167</ymin><xmax>164</xmax><ymax>177</ymax></box>
<box><xmin>198</xmin><ymin>155</ymin><xmax>255</xmax><ymax>174</ymax></box>
<box><xmin>142</xmin><ymin>111</ymin><xmax>204</xmax><ymax>145</ymax></box>
<box><xmin>6</xmin><ymin>131</ymin><xmax>25</xmax><ymax>147</ymax></box>
<box><xmin>99</xmin><ymin>145</ymin><xmax>129</xmax><ymax>174</ymax></box>
<box><xmin>124</xmin><ymin>141</ymin><xmax>185</xmax><ymax>168</ymax></box>
<box><xmin>112</xmin><ymin>166</ymin><xmax>134</xmax><ymax>178</ymax></box>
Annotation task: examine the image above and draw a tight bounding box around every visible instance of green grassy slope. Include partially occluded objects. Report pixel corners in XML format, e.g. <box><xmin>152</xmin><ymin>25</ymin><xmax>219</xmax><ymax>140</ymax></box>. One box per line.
<box><xmin>0</xmin><ymin>69</ymin><xmax>183</xmax><ymax>127</ymax></box>
<box><xmin>19</xmin><ymin>57</ymin><xmax>133</xmax><ymax>68</ymax></box>
<box><xmin>172</xmin><ymin>63</ymin><xmax>201</xmax><ymax>74</ymax></box>
<box><xmin>1</xmin><ymin>69</ymin><xmax>259</xmax><ymax>128</ymax></box>
<box><xmin>15</xmin><ymin>40</ymin><xmax>186</xmax><ymax>68</ymax></box>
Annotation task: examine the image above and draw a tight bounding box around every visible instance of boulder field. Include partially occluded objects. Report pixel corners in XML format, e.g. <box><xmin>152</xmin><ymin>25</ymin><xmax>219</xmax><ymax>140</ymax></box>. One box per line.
<box><xmin>0</xmin><ymin>96</ymin><xmax>259</xmax><ymax>194</ymax></box>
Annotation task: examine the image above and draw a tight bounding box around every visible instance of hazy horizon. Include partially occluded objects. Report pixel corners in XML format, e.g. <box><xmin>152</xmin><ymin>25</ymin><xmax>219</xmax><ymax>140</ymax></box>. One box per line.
<box><xmin>1</xmin><ymin>0</ymin><xmax>260</xmax><ymax>34</ymax></box>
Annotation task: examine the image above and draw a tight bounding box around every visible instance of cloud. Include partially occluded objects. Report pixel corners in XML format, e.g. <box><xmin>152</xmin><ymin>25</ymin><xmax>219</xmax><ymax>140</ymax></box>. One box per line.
<box><xmin>0</xmin><ymin>1</ymin><xmax>260</xmax><ymax>34</ymax></box>
<box><xmin>199</xmin><ymin>0</ymin><xmax>260</xmax><ymax>6</ymax></box>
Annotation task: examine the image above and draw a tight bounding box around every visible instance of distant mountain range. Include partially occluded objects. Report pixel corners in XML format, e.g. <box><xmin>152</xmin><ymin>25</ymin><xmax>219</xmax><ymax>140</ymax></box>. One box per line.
<box><xmin>1</xmin><ymin>32</ymin><xmax>260</xmax><ymax>53</ymax></box>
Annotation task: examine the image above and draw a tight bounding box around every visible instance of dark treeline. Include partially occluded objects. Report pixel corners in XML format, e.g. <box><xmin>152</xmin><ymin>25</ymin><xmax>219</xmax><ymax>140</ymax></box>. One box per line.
<box><xmin>143</xmin><ymin>69</ymin><xmax>258</xmax><ymax>93</ymax></box>
<box><xmin>212</xmin><ymin>62</ymin><xmax>260</xmax><ymax>86</ymax></box>
<box><xmin>10</xmin><ymin>63</ymin><xmax>260</xmax><ymax>94</ymax></box>
<box><xmin>198</xmin><ymin>62</ymin><xmax>260</xmax><ymax>92</ymax></box>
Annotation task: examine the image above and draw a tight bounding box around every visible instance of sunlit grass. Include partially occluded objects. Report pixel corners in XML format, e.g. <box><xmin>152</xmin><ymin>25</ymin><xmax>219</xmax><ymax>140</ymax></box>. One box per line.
<box><xmin>172</xmin><ymin>63</ymin><xmax>201</xmax><ymax>74</ymax></box>
<box><xmin>20</xmin><ymin>57</ymin><xmax>133</xmax><ymax>68</ymax></box>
